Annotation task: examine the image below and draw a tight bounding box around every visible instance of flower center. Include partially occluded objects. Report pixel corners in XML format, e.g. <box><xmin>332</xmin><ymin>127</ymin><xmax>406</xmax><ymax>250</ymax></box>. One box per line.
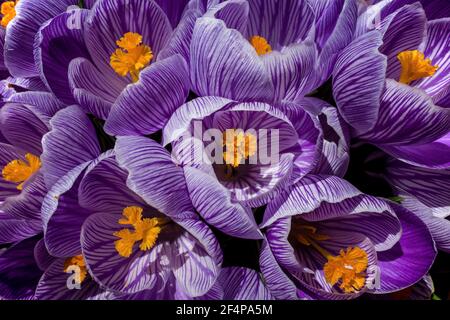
<box><xmin>2</xmin><ymin>153</ymin><xmax>41</xmax><ymax>190</ymax></box>
<box><xmin>250</xmin><ymin>35</ymin><xmax>272</xmax><ymax>56</ymax></box>
<box><xmin>222</xmin><ymin>129</ymin><xmax>257</xmax><ymax>168</ymax></box>
<box><xmin>110</xmin><ymin>32</ymin><xmax>153</xmax><ymax>83</ymax></box>
<box><xmin>397</xmin><ymin>50</ymin><xmax>438</xmax><ymax>85</ymax></box>
<box><xmin>114</xmin><ymin>206</ymin><xmax>167</xmax><ymax>258</ymax></box>
<box><xmin>291</xmin><ymin>221</ymin><xmax>368</xmax><ymax>293</ymax></box>
<box><xmin>1</xmin><ymin>0</ymin><xmax>18</xmax><ymax>28</ymax></box>
<box><xmin>63</xmin><ymin>255</ymin><xmax>88</xmax><ymax>284</ymax></box>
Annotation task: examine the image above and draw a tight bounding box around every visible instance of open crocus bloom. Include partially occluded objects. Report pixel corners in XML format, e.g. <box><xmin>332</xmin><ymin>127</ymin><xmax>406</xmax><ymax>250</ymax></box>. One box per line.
<box><xmin>162</xmin><ymin>96</ymin><xmax>321</xmax><ymax>239</ymax></box>
<box><xmin>189</xmin><ymin>0</ymin><xmax>359</xmax><ymax>103</ymax></box>
<box><xmin>332</xmin><ymin>1</ymin><xmax>450</xmax><ymax>169</ymax></box>
<box><xmin>260</xmin><ymin>175</ymin><xmax>436</xmax><ymax>299</ymax></box>
<box><xmin>40</xmin><ymin>121</ymin><xmax>222</xmax><ymax>296</ymax></box>
<box><xmin>33</xmin><ymin>0</ymin><xmax>204</xmax><ymax>136</ymax></box>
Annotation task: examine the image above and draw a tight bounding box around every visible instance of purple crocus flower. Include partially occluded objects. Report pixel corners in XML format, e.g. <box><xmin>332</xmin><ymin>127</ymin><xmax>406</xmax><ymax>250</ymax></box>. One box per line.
<box><xmin>40</xmin><ymin>107</ymin><xmax>222</xmax><ymax>297</ymax></box>
<box><xmin>4</xmin><ymin>0</ymin><xmax>97</xmax><ymax>78</ymax></box>
<box><xmin>332</xmin><ymin>1</ymin><xmax>450</xmax><ymax>169</ymax></box>
<box><xmin>34</xmin><ymin>0</ymin><xmax>208</xmax><ymax>137</ymax></box>
<box><xmin>330</xmin><ymin>0</ymin><xmax>450</xmax><ymax>260</ymax></box>
<box><xmin>163</xmin><ymin>97</ymin><xmax>322</xmax><ymax>239</ymax></box>
<box><xmin>0</xmin><ymin>234</ymin><xmax>115</xmax><ymax>300</ymax></box>
<box><xmin>188</xmin><ymin>0</ymin><xmax>359</xmax><ymax>104</ymax></box>
<box><xmin>259</xmin><ymin>175</ymin><xmax>436</xmax><ymax>299</ymax></box>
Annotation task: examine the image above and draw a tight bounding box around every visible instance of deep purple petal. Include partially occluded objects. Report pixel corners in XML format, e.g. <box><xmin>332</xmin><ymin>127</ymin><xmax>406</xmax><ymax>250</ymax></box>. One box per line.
<box><xmin>4</xmin><ymin>0</ymin><xmax>77</xmax><ymax>77</ymax></box>
<box><xmin>0</xmin><ymin>237</ymin><xmax>42</xmax><ymax>299</ymax></box>
<box><xmin>68</xmin><ymin>57</ymin><xmax>117</xmax><ymax>119</ymax></box>
<box><xmin>332</xmin><ymin>31</ymin><xmax>386</xmax><ymax>133</ymax></box>
<box><xmin>375</xmin><ymin>203</ymin><xmax>436</xmax><ymax>293</ymax></box>
<box><xmin>0</xmin><ymin>102</ymin><xmax>49</xmax><ymax>155</ymax></box>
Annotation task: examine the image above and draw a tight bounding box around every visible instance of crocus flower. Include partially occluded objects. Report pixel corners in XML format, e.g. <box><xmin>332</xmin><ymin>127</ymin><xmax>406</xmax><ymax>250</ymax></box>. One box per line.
<box><xmin>260</xmin><ymin>175</ymin><xmax>436</xmax><ymax>299</ymax></box>
<box><xmin>0</xmin><ymin>234</ymin><xmax>115</xmax><ymax>300</ymax></box>
<box><xmin>34</xmin><ymin>0</ymin><xmax>201</xmax><ymax>137</ymax></box>
<box><xmin>0</xmin><ymin>92</ymin><xmax>65</xmax><ymax>244</ymax></box>
<box><xmin>332</xmin><ymin>2</ymin><xmax>450</xmax><ymax>170</ymax></box>
<box><xmin>163</xmin><ymin>96</ymin><xmax>322</xmax><ymax>239</ymax></box>
<box><xmin>40</xmin><ymin>107</ymin><xmax>222</xmax><ymax>296</ymax></box>
<box><xmin>188</xmin><ymin>0</ymin><xmax>359</xmax><ymax>104</ymax></box>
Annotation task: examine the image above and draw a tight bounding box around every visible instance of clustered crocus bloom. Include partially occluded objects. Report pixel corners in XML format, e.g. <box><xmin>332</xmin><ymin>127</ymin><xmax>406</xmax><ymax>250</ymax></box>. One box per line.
<box><xmin>0</xmin><ymin>0</ymin><xmax>448</xmax><ymax>300</ymax></box>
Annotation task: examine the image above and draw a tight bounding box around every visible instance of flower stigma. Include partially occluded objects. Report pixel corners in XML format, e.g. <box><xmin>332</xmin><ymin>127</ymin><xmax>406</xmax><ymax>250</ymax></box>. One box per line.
<box><xmin>114</xmin><ymin>206</ymin><xmax>168</xmax><ymax>258</ymax></box>
<box><xmin>110</xmin><ymin>32</ymin><xmax>153</xmax><ymax>83</ymax></box>
<box><xmin>2</xmin><ymin>153</ymin><xmax>41</xmax><ymax>190</ymax></box>
<box><xmin>398</xmin><ymin>50</ymin><xmax>438</xmax><ymax>85</ymax></box>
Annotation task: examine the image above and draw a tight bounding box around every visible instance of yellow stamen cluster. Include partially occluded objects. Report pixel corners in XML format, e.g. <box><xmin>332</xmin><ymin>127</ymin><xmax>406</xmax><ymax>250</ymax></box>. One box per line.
<box><xmin>64</xmin><ymin>255</ymin><xmax>88</xmax><ymax>284</ymax></box>
<box><xmin>2</xmin><ymin>153</ymin><xmax>41</xmax><ymax>190</ymax></box>
<box><xmin>323</xmin><ymin>247</ymin><xmax>368</xmax><ymax>293</ymax></box>
<box><xmin>398</xmin><ymin>50</ymin><xmax>438</xmax><ymax>85</ymax></box>
<box><xmin>250</xmin><ymin>35</ymin><xmax>272</xmax><ymax>56</ymax></box>
<box><xmin>114</xmin><ymin>206</ymin><xmax>165</xmax><ymax>258</ymax></box>
<box><xmin>110</xmin><ymin>32</ymin><xmax>153</xmax><ymax>83</ymax></box>
<box><xmin>291</xmin><ymin>221</ymin><xmax>368</xmax><ymax>293</ymax></box>
<box><xmin>223</xmin><ymin>130</ymin><xmax>257</xmax><ymax>167</ymax></box>
<box><xmin>1</xmin><ymin>0</ymin><xmax>18</xmax><ymax>28</ymax></box>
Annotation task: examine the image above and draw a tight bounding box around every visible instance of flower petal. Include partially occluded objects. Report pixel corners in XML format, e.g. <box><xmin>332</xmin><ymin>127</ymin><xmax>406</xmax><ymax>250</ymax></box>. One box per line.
<box><xmin>218</xmin><ymin>267</ymin><xmax>274</xmax><ymax>300</ymax></box>
<box><xmin>4</xmin><ymin>0</ymin><xmax>77</xmax><ymax>77</ymax></box>
<box><xmin>105</xmin><ymin>54</ymin><xmax>190</xmax><ymax>136</ymax></box>
<box><xmin>115</xmin><ymin>136</ymin><xmax>194</xmax><ymax>217</ymax></box>
<box><xmin>0</xmin><ymin>237</ymin><xmax>42</xmax><ymax>299</ymax></box>
<box><xmin>35</xmin><ymin>9</ymin><xmax>90</xmax><ymax>105</ymax></box>
<box><xmin>41</xmin><ymin>105</ymin><xmax>100</xmax><ymax>188</ymax></box>
<box><xmin>332</xmin><ymin>31</ymin><xmax>386</xmax><ymax>133</ymax></box>
<box><xmin>415</xmin><ymin>18</ymin><xmax>450</xmax><ymax>105</ymax></box>
<box><xmin>374</xmin><ymin>203</ymin><xmax>436</xmax><ymax>293</ymax></box>
<box><xmin>245</xmin><ymin>0</ymin><xmax>314</xmax><ymax>47</ymax></box>
<box><xmin>184</xmin><ymin>166</ymin><xmax>263</xmax><ymax>239</ymax></box>
<box><xmin>359</xmin><ymin>80</ymin><xmax>450</xmax><ymax>146</ymax></box>
<box><xmin>0</xmin><ymin>102</ymin><xmax>49</xmax><ymax>155</ymax></box>
<box><xmin>380</xmin><ymin>3</ymin><xmax>427</xmax><ymax>80</ymax></box>
<box><xmin>190</xmin><ymin>17</ymin><xmax>274</xmax><ymax>102</ymax></box>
